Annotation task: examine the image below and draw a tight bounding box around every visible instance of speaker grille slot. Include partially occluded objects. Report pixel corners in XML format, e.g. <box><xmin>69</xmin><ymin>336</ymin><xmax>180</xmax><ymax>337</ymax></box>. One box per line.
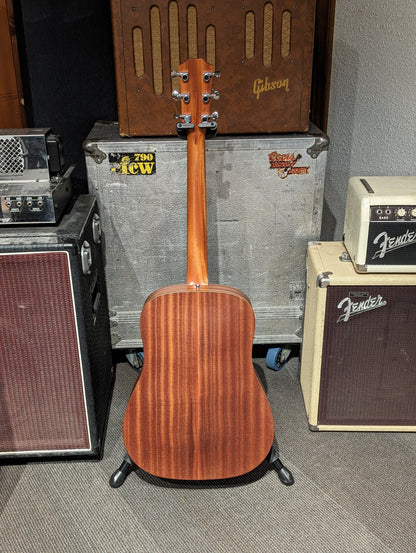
<box><xmin>206</xmin><ymin>24</ymin><xmax>216</xmax><ymax>66</ymax></box>
<box><xmin>263</xmin><ymin>2</ymin><xmax>273</xmax><ymax>66</ymax></box>
<box><xmin>0</xmin><ymin>252</ymin><xmax>90</xmax><ymax>453</ymax></box>
<box><xmin>133</xmin><ymin>27</ymin><xmax>144</xmax><ymax>77</ymax></box>
<box><xmin>187</xmin><ymin>5</ymin><xmax>198</xmax><ymax>58</ymax></box>
<box><xmin>150</xmin><ymin>6</ymin><xmax>163</xmax><ymax>95</ymax></box>
<box><xmin>245</xmin><ymin>11</ymin><xmax>255</xmax><ymax>59</ymax></box>
<box><xmin>281</xmin><ymin>10</ymin><xmax>291</xmax><ymax>57</ymax></box>
<box><xmin>169</xmin><ymin>1</ymin><xmax>180</xmax><ymax>90</ymax></box>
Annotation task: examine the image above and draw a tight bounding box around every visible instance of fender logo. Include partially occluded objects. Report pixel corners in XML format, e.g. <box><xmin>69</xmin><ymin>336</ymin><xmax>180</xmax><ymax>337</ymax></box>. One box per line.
<box><xmin>337</xmin><ymin>294</ymin><xmax>387</xmax><ymax>323</ymax></box>
<box><xmin>253</xmin><ymin>77</ymin><xmax>290</xmax><ymax>100</ymax></box>
<box><xmin>268</xmin><ymin>151</ymin><xmax>309</xmax><ymax>179</ymax></box>
<box><xmin>372</xmin><ymin>229</ymin><xmax>416</xmax><ymax>259</ymax></box>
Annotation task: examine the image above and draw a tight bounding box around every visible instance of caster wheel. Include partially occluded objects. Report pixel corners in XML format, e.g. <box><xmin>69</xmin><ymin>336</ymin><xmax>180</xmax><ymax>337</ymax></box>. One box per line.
<box><xmin>266</xmin><ymin>347</ymin><xmax>291</xmax><ymax>371</ymax></box>
<box><xmin>126</xmin><ymin>351</ymin><xmax>144</xmax><ymax>371</ymax></box>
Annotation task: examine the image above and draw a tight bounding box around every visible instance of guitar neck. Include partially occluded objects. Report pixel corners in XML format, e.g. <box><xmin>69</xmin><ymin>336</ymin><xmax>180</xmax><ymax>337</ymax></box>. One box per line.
<box><xmin>186</xmin><ymin>124</ymin><xmax>208</xmax><ymax>286</ymax></box>
<box><xmin>173</xmin><ymin>57</ymin><xmax>218</xmax><ymax>287</ymax></box>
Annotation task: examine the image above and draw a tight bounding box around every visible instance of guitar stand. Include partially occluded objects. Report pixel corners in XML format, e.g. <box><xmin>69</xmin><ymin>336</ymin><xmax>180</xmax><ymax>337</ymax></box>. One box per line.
<box><xmin>109</xmin><ymin>453</ymin><xmax>137</xmax><ymax>488</ymax></box>
<box><xmin>109</xmin><ymin>447</ymin><xmax>294</xmax><ymax>488</ymax></box>
<box><xmin>268</xmin><ymin>446</ymin><xmax>294</xmax><ymax>486</ymax></box>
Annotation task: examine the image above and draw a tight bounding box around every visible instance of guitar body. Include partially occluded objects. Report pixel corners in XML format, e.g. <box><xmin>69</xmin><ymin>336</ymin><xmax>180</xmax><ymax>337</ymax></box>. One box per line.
<box><xmin>122</xmin><ymin>58</ymin><xmax>277</xmax><ymax>482</ymax></box>
<box><xmin>123</xmin><ymin>284</ymin><xmax>274</xmax><ymax>480</ymax></box>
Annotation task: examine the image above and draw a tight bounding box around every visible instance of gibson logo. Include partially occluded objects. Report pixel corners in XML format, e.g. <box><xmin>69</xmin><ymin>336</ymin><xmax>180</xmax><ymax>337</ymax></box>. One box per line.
<box><xmin>372</xmin><ymin>229</ymin><xmax>416</xmax><ymax>259</ymax></box>
<box><xmin>253</xmin><ymin>77</ymin><xmax>290</xmax><ymax>100</ymax></box>
<box><xmin>337</xmin><ymin>294</ymin><xmax>387</xmax><ymax>323</ymax></box>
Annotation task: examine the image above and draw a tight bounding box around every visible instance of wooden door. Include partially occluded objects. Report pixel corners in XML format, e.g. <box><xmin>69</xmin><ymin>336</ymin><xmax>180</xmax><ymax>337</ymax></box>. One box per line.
<box><xmin>0</xmin><ymin>0</ymin><xmax>26</xmax><ymax>128</ymax></box>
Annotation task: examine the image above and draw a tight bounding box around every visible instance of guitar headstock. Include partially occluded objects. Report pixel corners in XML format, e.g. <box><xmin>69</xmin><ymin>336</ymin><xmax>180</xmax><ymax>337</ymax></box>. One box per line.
<box><xmin>171</xmin><ymin>58</ymin><xmax>220</xmax><ymax>138</ymax></box>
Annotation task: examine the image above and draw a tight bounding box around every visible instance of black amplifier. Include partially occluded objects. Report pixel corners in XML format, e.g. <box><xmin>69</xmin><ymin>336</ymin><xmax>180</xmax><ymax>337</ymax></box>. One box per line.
<box><xmin>343</xmin><ymin>176</ymin><xmax>416</xmax><ymax>272</ymax></box>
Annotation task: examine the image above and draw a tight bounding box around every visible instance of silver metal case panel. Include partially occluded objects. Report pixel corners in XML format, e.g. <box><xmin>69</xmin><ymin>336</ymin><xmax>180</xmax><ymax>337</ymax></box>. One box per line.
<box><xmin>84</xmin><ymin>122</ymin><xmax>327</xmax><ymax>348</ymax></box>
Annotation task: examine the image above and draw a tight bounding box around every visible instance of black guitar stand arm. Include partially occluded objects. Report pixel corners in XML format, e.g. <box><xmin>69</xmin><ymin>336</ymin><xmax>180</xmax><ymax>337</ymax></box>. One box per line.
<box><xmin>110</xmin><ymin>447</ymin><xmax>294</xmax><ymax>488</ymax></box>
<box><xmin>268</xmin><ymin>446</ymin><xmax>294</xmax><ymax>486</ymax></box>
<box><xmin>109</xmin><ymin>453</ymin><xmax>137</xmax><ymax>488</ymax></box>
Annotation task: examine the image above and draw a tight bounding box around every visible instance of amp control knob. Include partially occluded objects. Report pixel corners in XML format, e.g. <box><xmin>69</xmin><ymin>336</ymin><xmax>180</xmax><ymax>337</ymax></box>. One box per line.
<box><xmin>411</xmin><ymin>208</ymin><xmax>416</xmax><ymax>218</ymax></box>
<box><xmin>397</xmin><ymin>208</ymin><xmax>406</xmax><ymax>217</ymax></box>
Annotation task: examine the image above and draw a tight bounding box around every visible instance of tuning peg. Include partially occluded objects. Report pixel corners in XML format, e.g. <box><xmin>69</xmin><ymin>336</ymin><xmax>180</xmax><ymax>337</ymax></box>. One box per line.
<box><xmin>200</xmin><ymin>111</ymin><xmax>219</xmax><ymax>123</ymax></box>
<box><xmin>203</xmin><ymin>70</ymin><xmax>221</xmax><ymax>82</ymax></box>
<box><xmin>202</xmin><ymin>91</ymin><xmax>220</xmax><ymax>104</ymax></box>
<box><xmin>172</xmin><ymin>90</ymin><xmax>190</xmax><ymax>103</ymax></box>
<box><xmin>174</xmin><ymin>114</ymin><xmax>192</xmax><ymax>123</ymax></box>
<box><xmin>171</xmin><ymin>70</ymin><xmax>189</xmax><ymax>82</ymax></box>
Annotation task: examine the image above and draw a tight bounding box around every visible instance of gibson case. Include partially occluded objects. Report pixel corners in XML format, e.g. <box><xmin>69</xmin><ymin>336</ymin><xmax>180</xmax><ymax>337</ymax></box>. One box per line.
<box><xmin>84</xmin><ymin>121</ymin><xmax>328</xmax><ymax>349</ymax></box>
<box><xmin>301</xmin><ymin>241</ymin><xmax>416</xmax><ymax>431</ymax></box>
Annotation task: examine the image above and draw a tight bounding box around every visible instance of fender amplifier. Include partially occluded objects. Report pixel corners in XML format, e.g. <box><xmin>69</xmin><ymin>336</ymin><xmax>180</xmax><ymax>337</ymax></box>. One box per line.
<box><xmin>343</xmin><ymin>176</ymin><xmax>416</xmax><ymax>272</ymax></box>
<box><xmin>0</xmin><ymin>196</ymin><xmax>114</xmax><ymax>459</ymax></box>
<box><xmin>300</xmin><ymin>241</ymin><xmax>416</xmax><ymax>431</ymax></box>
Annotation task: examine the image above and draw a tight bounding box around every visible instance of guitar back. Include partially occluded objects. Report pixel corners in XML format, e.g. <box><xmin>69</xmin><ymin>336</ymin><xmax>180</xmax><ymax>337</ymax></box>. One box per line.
<box><xmin>123</xmin><ymin>284</ymin><xmax>274</xmax><ymax>480</ymax></box>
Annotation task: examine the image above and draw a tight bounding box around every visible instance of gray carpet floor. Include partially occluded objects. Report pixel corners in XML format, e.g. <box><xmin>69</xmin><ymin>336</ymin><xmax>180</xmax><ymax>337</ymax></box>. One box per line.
<box><xmin>1</xmin><ymin>354</ymin><xmax>415</xmax><ymax>553</ymax></box>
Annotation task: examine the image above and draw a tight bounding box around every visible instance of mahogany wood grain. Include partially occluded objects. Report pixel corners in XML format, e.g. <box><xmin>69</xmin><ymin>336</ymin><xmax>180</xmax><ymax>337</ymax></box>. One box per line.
<box><xmin>179</xmin><ymin>58</ymin><xmax>211</xmax><ymax>286</ymax></box>
<box><xmin>186</xmin><ymin>123</ymin><xmax>208</xmax><ymax>286</ymax></box>
<box><xmin>123</xmin><ymin>59</ymin><xmax>275</xmax><ymax>480</ymax></box>
<box><xmin>123</xmin><ymin>285</ymin><xmax>274</xmax><ymax>480</ymax></box>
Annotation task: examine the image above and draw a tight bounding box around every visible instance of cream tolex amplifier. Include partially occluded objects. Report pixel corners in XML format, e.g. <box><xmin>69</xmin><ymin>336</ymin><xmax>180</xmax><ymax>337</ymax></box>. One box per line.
<box><xmin>300</xmin><ymin>241</ymin><xmax>416</xmax><ymax>431</ymax></box>
<box><xmin>343</xmin><ymin>176</ymin><xmax>416</xmax><ymax>272</ymax></box>
<box><xmin>0</xmin><ymin>129</ymin><xmax>73</xmax><ymax>224</ymax></box>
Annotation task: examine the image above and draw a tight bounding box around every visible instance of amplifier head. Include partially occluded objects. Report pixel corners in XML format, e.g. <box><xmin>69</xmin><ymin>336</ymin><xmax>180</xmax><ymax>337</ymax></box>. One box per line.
<box><xmin>0</xmin><ymin>128</ymin><xmax>64</xmax><ymax>182</ymax></box>
<box><xmin>0</xmin><ymin>129</ymin><xmax>71</xmax><ymax>225</ymax></box>
<box><xmin>111</xmin><ymin>0</ymin><xmax>316</xmax><ymax>136</ymax></box>
<box><xmin>343</xmin><ymin>176</ymin><xmax>416</xmax><ymax>272</ymax></box>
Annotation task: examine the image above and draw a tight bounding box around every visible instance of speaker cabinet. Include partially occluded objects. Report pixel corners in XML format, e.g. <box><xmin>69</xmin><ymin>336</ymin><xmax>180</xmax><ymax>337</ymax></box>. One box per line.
<box><xmin>0</xmin><ymin>196</ymin><xmax>114</xmax><ymax>458</ymax></box>
<box><xmin>301</xmin><ymin>241</ymin><xmax>416</xmax><ymax>431</ymax></box>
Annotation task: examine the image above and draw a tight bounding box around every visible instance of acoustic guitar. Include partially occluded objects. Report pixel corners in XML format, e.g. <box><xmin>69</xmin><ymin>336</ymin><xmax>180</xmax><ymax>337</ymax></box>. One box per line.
<box><xmin>122</xmin><ymin>59</ymin><xmax>275</xmax><ymax>480</ymax></box>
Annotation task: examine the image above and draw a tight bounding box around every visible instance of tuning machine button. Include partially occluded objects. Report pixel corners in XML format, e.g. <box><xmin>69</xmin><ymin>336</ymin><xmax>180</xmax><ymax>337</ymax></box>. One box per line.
<box><xmin>202</xmin><ymin>70</ymin><xmax>221</xmax><ymax>82</ymax></box>
<box><xmin>174</xmin><ymin>114</ymin><xmax>194</xmax><ymax>138</ymax></box>
<box><xmin>202</xmin><ymin>91</ymin><xmax>220</xmax><ymax>103</ymax></box>
<box><xmin>199</xmin><ymin>112</ymin><xmax>219</xmax><ymax>137</ymax></box>
<box><xmin>171</xmin><ymin>70</ymin><xmax>189</xmax><ymax>82</ymax></box>
<box><xmin>174</xmin><ymin>114</ymin><xmax>192</xmax><ymax>123</ymax></box>
<box><xmin>172</xmin><ymin>90</ymin><xmax>190</xmax><ymax>103</ymax></box>
<box><xmin>200</xmin><ymin>112</ymin><xmax>219</xmax><ymax>123</ymax></box>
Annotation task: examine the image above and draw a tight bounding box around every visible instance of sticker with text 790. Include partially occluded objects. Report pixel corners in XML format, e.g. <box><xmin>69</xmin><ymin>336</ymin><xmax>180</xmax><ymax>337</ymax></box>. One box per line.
<box><xmin>109</xmin><ymin>152</ymin><xmax>156</xmax><ymax>175</ymax></box>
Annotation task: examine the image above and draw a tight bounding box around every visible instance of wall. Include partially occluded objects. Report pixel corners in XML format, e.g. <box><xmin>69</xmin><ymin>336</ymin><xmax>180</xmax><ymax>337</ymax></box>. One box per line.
<box><xmin>323</xmin><ymin>1</ymin><xmax>416</xmax><ymax>239</ymax></box>
<box><xmin>14</xmin><ymin>0</ymin><xmax>117</xmax><ymax>190</ymax></box>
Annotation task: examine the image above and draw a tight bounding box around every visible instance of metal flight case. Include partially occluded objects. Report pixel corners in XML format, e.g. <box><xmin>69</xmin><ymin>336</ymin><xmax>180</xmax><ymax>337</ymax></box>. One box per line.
<box><xmin>84</xmin><ymin>121</ymin><xmax>328</xmax><ymax>350</ymax></box>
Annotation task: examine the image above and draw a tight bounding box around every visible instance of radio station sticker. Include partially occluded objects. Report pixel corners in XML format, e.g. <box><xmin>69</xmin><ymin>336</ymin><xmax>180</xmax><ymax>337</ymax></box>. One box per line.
<box><xmin>268</xmin><ymin>151</ymin><xmax>309</xmax><ymax>179</ymax></box>
<box><xmin>109</xmin><ymin>152</ymin><xmax>156</xmax><ymax>175</ymax></box>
